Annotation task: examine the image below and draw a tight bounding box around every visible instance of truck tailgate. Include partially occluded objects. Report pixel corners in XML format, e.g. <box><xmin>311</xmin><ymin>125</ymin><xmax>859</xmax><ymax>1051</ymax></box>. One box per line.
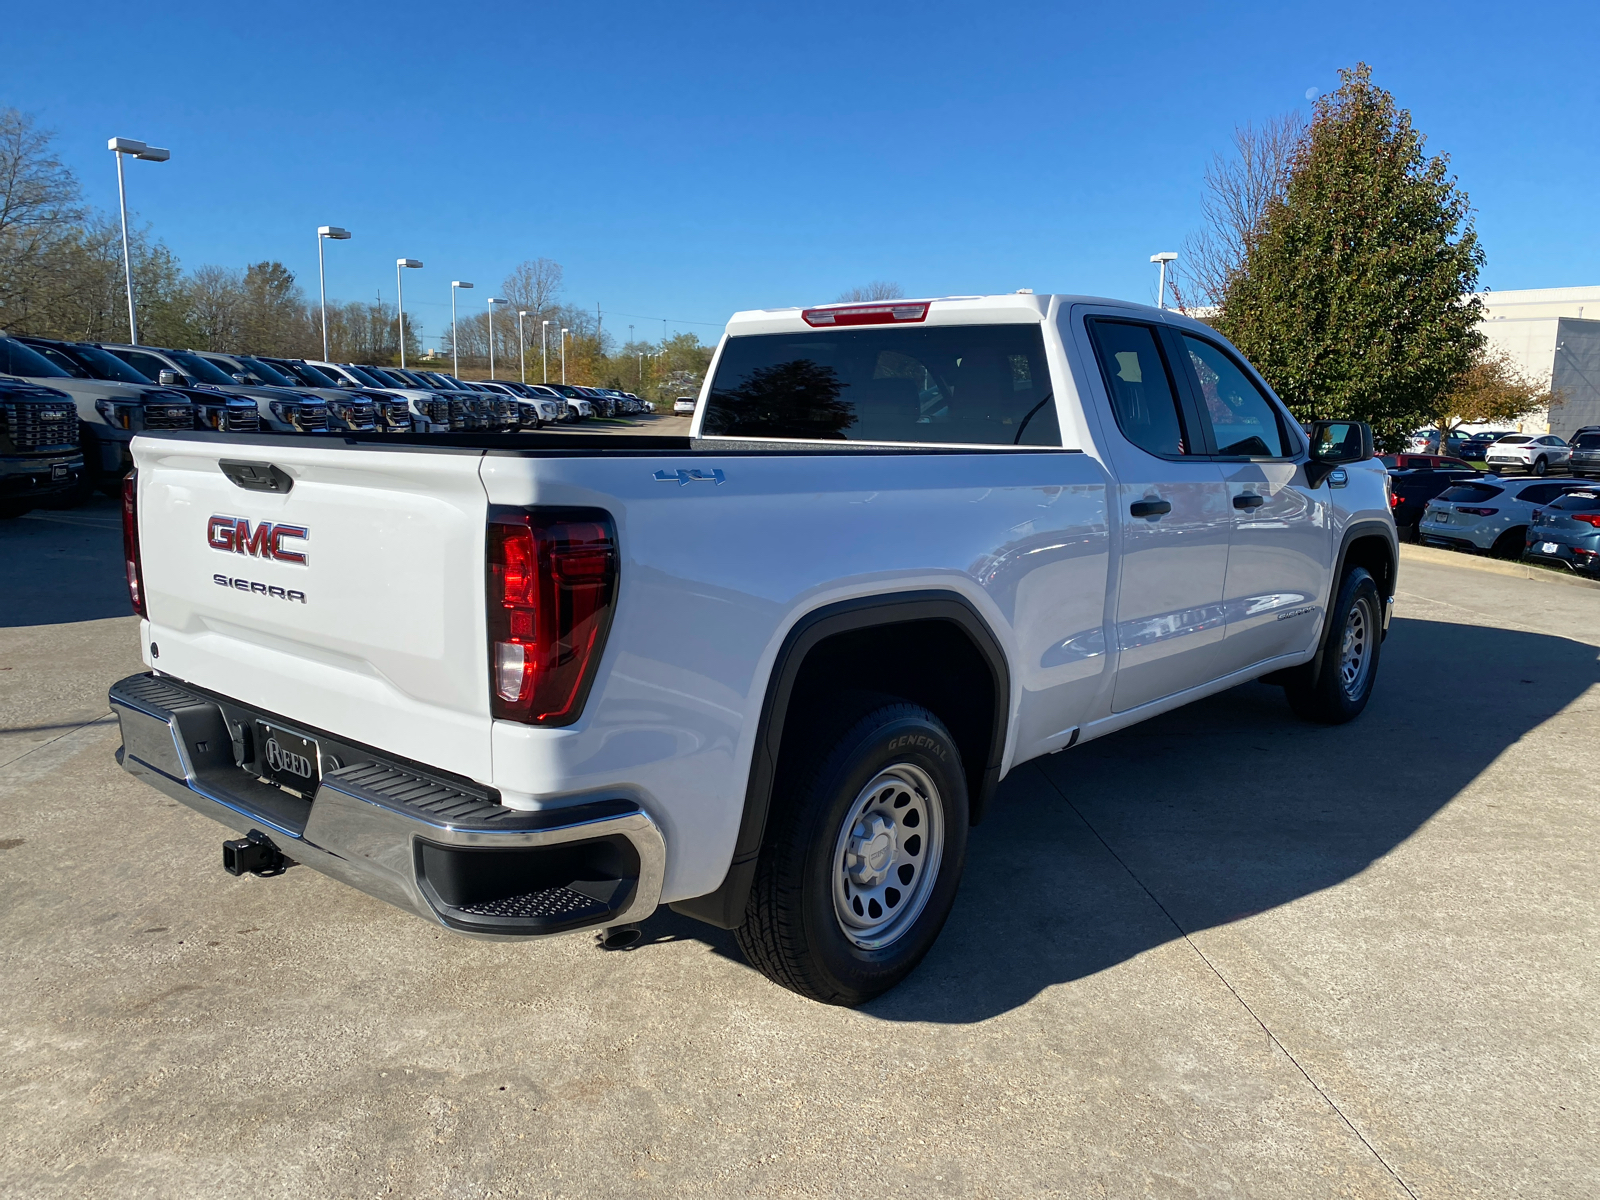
<box><xmin>132</xmin><ymin>437</ymin><xmax>492</xmax><ymax>782</ymax></box>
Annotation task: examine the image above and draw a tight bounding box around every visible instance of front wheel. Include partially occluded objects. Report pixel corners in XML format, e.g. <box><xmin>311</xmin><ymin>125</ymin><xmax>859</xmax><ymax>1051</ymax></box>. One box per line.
<box><xmin>1283</xmin><ymin>567</ymin><xmax>1382</xmax><ymax>724</ymax></box>
<box><xmin>736</xmin><ymin>701</ymin><xmax>969</xmax><ymax>1005</ymax></box>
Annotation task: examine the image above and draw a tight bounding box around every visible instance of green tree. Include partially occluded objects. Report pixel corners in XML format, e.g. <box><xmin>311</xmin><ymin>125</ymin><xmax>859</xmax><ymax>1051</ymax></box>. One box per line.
<box><xmin>1217</xmin><ymin>64</ymin><xmax>1484</xmax><ymax>450</ymax></box>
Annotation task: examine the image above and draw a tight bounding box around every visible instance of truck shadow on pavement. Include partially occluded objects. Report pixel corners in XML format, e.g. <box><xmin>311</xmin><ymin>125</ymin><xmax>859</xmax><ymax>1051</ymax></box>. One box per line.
<box><xmin>0</xmin><ymin>497</ymin><xmax>132</xmax><ymax>628</ymax></box>
<box><xmin>637</xmin><ymin>615</ymin><xmax>1599</xmax><ymax>1022</ymax></box>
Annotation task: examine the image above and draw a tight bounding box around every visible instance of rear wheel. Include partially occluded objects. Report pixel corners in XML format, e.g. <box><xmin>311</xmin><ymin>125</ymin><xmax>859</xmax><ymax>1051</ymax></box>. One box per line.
<box><xmin>1490</xmin><ymin>527</ymin><xmax>1526</xmax><ymax>559</ymax></box>
<box><xmin>736</xmin><ymin>699</ymin><xmax>969</xmax><ymax>1005</ymax></box>
<box><xmin>1532</xmin><ymin>457</ymin><xmax>1548</xmax><ymax>476</ymax></box>
<box><xmin>1283</xmin><ymin>567</ymin><xmax>1382</xmax><ymax>724</ymax></box>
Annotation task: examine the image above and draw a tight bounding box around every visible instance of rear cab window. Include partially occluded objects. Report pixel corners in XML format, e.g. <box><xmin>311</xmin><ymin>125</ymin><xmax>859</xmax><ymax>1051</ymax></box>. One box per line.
<box><xmin>1438</xmin><ymin>483</ymin><xmax>1505</xmax><ymax>503</ymax></box>
<box><xmin>1550</xmin><ymin>491</ymin><xmax>1600</xmax><ymax>511</ymax></box>
<box><xmin>701</xmin><ymin>323</ymin><xmax>1060</xmax><ymax>446</ymax></box>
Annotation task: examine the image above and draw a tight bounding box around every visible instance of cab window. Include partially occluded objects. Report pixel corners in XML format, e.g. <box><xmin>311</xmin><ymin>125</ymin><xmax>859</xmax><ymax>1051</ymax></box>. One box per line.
<box><xmin>1086</xmin><ymin>320</ymin><xmax>1189</xmax><ymax>457</ymax></box>
<box><xmin>1180</xmin><ymin>335</ymin><xmax>1288</xmax><ymax>458</ymax></box>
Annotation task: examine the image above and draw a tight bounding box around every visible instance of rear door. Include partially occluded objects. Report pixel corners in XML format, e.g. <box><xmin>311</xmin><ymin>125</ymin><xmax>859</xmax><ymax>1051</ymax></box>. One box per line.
<box><xmin>132</xmin><ymin>437</ymin><xmax>493</xmax><ymax>783</ymax></box>
<box><xmin>1078</xmin><ymin>315</ymin><xmax>1231</xmax><ymax>713</ymax></box>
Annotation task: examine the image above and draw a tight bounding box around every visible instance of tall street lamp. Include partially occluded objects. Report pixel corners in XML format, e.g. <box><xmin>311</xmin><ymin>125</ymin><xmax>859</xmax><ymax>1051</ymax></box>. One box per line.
<box><xmin>486</xmin><ymin>298</ymin><xmax>507</xmax><ymax>379</ymax></box>
<box><xmin>517</xmin><ymin>311</ymin><xmax>529</xmax><ymax>383</ymax></box>
<box><xmin>316</xmin><ymin>226</ymin><xmax>352</xmax><ymax>361</ymax></box>
<box><xmin>451</xmin><ymin>281</ymin><xmax>474</xmax><ymax>376</ymax></box>
<box><xmin>1150</xmin><ymin>251</ymin><xmax>1178</xmax><ymax>311</ymax></box>
<box><xmin>560</xmin><ymin>328</ymin><xmax>569</xmax><ymax>384</ymax></box>
<box><xmin>542</xmin><ymin>320</ymin><xmax>551</xmax><ymax>383</ymax></box>
<box><xmin>107</xmin><ymin>137</ymin><xmax>170</xmax><ymax>345</ymax></box>
<box><xmin>396</xmin><ymin>259</ymin><xmax>423</xmax><ymax>367</ymax></box>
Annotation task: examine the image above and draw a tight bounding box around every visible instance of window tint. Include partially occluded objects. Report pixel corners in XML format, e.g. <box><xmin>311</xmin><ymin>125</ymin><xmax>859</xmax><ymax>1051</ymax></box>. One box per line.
<box><xmin>235</xmin><ymin>356</ymin><xmax>297</xmax><ymax>387</ymax></box>
<box><xmin>115</xmin><ymin>350</ymin><xmax>170</xmax><ymax>381</ymax></box>
<box><xmin>23</xmin><ymin>343</ymin><xmax>90</xmax><ymax>378</ymax></box>
<box><xmin>1573</xmin><ymin>434</ymin><xmax>1600</xmax><ymax>449</ymax></box>
<box><xmin>167</xmin><ymin>351</ymin><xmax>236</xmax><ymax>385</ymax></box>
<box><xmin>0</xmin><ymin>338</ymin><xmax>71</xmax><ymax>378</ymax></box>
<box><xmin>703</xmin><ymin>324</ymin><xmax>1059</xmax><ymax>446</ymax></box>
<box><xmin>1182</xmin><ymin>335</ymin><xmax>1287</xmax><ymax>457</ymax></box>
<box><xmin>1550</xmin><ymin>491</ymin><xmax>1600</xmax><ymax>511</ymax></box>
<box><xmin>71</xmin><ymin>344</ymin><xmax>155</xmax><ymax>383</ymax></box>
<box><xmin>1517</xmin><ymin>483</ymin><xmax>1573</xmax><ymax>504</ymax></box>
<box><xmin>1087</xmin><ymin>321</ymin><xmax>1187</xmax><ymax>456</ymax></box>
<box><xmin>1501</xmin><ymin>435</ymin><xmax>1532</xmax><ymax>444</ymax></box>
<box><xmin>1438</xmin><ymin>483</ymin><xmax>1505</xmax><ymax>502</ymax></box>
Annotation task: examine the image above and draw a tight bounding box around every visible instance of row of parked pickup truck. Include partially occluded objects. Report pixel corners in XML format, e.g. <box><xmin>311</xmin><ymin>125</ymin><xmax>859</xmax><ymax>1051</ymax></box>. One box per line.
<box><xmin>0</xmin><ymin>330</ymin><xmax>651</xmax><ymax>509</ymax></box>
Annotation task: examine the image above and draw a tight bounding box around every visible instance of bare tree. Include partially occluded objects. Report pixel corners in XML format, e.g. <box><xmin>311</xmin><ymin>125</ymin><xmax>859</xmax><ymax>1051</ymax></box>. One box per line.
<box><xmin>188</xmin><ymin>265</ymin><xmax>245</xmax><ymax>349</ymax></box>
<box><xmin>836</xmin><ymin>281</ymin><xmax>904</xmax><ymax>302</ymax></box>
<box><xmin>0</xmin><ymin>108</ymin><xmax>82</xmax><ymax>240</ymax></box>
<box><xmin>1172</xmin><ymin>114</ymin><xmax>1304</xmax><ymax>311</ymax></box>
<box><xmin>501</xmin><ymin>258</ymin><xmax>564</xmax><ymax>319</ymax></box>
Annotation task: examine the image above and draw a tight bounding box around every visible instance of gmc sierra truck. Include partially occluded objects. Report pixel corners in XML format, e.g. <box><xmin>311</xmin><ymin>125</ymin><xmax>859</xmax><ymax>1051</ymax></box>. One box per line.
<box><xmin>109</xmin><ymin>293</ymin><xmax>1395</xmax><ymax>1005</ymax></box>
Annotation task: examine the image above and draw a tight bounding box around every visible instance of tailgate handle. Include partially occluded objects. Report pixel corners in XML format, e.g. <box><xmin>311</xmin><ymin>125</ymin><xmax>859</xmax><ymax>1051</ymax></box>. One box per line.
<box><xmin>220</xmin><ymin>460</ymin><xmax>293</xmax><ymax>493</ymax></box>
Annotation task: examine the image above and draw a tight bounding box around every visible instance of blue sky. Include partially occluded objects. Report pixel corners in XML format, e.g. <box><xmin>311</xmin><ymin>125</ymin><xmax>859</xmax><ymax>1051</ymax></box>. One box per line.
<box><xmin>5</xmin><ymin>0</ymin><xmax>1597</xmax><ymax>348</ymax></box>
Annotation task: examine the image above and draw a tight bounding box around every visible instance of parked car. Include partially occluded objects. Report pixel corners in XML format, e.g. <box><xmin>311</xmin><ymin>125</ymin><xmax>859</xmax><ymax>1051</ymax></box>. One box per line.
<box><xmin>191</xmin><ymin>351</ymin><xmax>383</xmax><ymax>433</ymax></box>
<box><xmin>304</xmin><ymin>361</ymin><xmax>459</xmax><ymax>432</ymax></box>
<box><xmin>1456</xmin><ymin>431</ymin><xmax>1516</xmax><ymax>463</ymax></box>
<box><xmin>380</xmin><ymin>368</ymin><xmax>519</xmax><ymax>431</ymax></box>
<box><xmin>468</xmin><ymin>380</ymin><xmax>550</xmax><ymax>429</ymax></box>
<box><xmin>674</xmin><ymin>395</ymin><xmax>697</xmax><ymax>416</ymax></box>
<box><xmin>1524</xmin><ymin>488</ymin><xmax>1600</xmax><ymax>574</ymax></box>
<box><xmin>1387</xmin><ymin>464</ymin><xmax>1483</xmax><ymax>540</ymax></box>
<box><xmin>253</xmin><ymin>357</ymin><xmax>415</xmax><ymax>433</ymax></box>
<box><xmin>110</xmin><ymin>291</ymin><xmax>1395</xmax><ymax>1004</ymax></box>
<box><xmin>1568</xmin><ymin>430</ymin><xmax>1600</xmax><ymax>478</ymax></box>
<box><xmin>0</xmin><ymin>377</ymin><xmax>85</xmax><ymax>518</ymax></box>
<box><xmin>1483</xmin><ymin>434</ymin><xmax>1571</xmax><ymax>476</ymax></box>
<box><xmin>1380</xmin><ymin>453</ymin><xmax>1477</xmax><ymax>471</ymax></box>
<box><xmin>1417</xmin><ymin>476</ymin><xmax>1585</xmax><ymax>557</ymax></box>
<box><xmin>103</xmin><ymin>343</ymin><xmax>329</xmax><ymax>434</ymax></box>
<box><xmin>3</xmin><ymin>334</ymin><xmax>195</xmax><ymax>496</ymax></box>
<box><xmin>542</xmin><ymin>383</ymin><xmax>594</xmax><ymax>420</ymax></box>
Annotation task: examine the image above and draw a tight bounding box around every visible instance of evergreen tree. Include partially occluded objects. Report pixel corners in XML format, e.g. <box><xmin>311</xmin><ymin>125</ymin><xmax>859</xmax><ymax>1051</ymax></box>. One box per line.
<box><xmin>1218</xmin><ymin>64</ymin><xmax>1484</xmax><ymax>451</ymax></box>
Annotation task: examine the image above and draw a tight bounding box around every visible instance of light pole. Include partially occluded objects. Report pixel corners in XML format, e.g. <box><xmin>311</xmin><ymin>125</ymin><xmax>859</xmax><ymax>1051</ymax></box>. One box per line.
<box><xmin>107</xmin><ymin>137</ymin><xmax>170</xmax><ymax>345</ymax></box>
<box><xmin>1150</xmin><ymin>251</ymin><xmax>1178</xmax><ymax>311</ymax></box>
<box><xmin>316</xmin><ymin>226</ymin><xmax>352</xmax><ymax>361</ymax></box>
<box><xmin>541</xmin><ymin>320</ymin><xmax>551</xmax><ymax>383</ymax></box>
<box><xmin>395</xmin><ymin>259</ymin><xmax>423</xmax><ymax>367</ymax></box>
<box><xmin>560</xmin><ymin>328</ymin><xmax>569</xmax><ymax>384</ymax></box>
<box><xmin>486</xmin><ymin>298</ymin><xmax>506</xmax><ymax>379</ymax></box>
<box><xmin>451</xmin><ymin>281</ymin><xmax>474</xmax><ymax>376</ymax></box>
<box><xmin>517</xmin><ymin>311</ymin><xmax>529</xmax><ymax>382</ymax></box>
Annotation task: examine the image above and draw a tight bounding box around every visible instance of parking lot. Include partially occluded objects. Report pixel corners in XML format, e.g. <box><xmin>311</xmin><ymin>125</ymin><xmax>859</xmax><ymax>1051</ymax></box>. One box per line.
<box><xmin>2</xmin><ymin>498</ymin><xmax>1597</xmax><ymax>1198</ymax></box>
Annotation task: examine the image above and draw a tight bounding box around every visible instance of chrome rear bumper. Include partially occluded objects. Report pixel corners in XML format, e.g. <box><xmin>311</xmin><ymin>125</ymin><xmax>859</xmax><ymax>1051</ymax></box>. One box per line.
<box><xmin>109</xmin><ymin>673</ymin><xmax>664</xmax><ymax>937</ymax></box>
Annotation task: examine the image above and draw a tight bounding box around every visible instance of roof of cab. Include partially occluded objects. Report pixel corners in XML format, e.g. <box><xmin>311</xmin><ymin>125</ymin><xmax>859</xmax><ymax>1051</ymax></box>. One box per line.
<box><xmin>721</xmin><ymin>293</ymin><xmax>1195</xmax><ymax>337</ymax></box>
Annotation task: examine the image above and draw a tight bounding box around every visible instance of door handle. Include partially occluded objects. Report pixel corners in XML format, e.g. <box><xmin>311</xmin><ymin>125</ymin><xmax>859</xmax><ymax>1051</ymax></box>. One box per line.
<box><xmin>1129</xmin><ymin>499</ymin><xmax>1172</xmax><ymax>518</ymax></box>
<box><xmin>1233</xmin><ymin>493</ymin><xmax>1266</xmax><ymax>510</ymax></box>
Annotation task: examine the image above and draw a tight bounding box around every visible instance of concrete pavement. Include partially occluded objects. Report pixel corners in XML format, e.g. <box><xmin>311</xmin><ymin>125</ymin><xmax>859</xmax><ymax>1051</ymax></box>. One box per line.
<box><xmin>1</xmin><ymin>507</ymin><xmax>1596</xmax><ymax>1197</ymax></box>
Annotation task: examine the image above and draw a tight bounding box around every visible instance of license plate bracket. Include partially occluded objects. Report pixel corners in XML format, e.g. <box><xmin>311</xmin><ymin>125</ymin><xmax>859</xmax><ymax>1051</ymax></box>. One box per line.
<box><xmin>1541</xmin><ymin>541</ymin><xmax>1560</xmax><ymax>554</ymax></box>
<box><xmin>50</xmin><ymin>463</ymin><xmax>68</xmax><ymax>480</ymax></box>
<box><xmin>256</xmin><ymin>722</ymin><xmax>321</xmax><ymax>795</ymax></box>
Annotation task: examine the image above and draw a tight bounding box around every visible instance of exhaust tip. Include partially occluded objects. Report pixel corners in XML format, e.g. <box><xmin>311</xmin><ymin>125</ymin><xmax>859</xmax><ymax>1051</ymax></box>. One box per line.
<box><xmin>597</xmin><ymin>923</ymin><xmax>642</xmax><ymax>951</ymax></box>
<box><xmin>222</xmin><ymin>829</ymin><xmax>289</xmax><ymax>877</ymax></box>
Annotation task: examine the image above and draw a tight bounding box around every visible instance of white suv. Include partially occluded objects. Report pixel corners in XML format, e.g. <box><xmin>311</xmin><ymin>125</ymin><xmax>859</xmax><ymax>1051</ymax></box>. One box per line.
<box><xmin>1418</xmin><ymin>476</ymin><xmax>1587</xmax><ymax>556</ymax></box>
<box><xmin>1484</xmin><ymin>434</ymin><xmax>1571</xmax><ymax>476</ymax></box>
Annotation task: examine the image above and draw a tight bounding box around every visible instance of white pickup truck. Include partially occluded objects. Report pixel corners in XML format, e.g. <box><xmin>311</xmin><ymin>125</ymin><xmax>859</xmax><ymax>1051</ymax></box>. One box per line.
<box><xmin>110</xmin><ymin>293</ymin><xmax>1395</xmax><ymax>1005</ymax></box>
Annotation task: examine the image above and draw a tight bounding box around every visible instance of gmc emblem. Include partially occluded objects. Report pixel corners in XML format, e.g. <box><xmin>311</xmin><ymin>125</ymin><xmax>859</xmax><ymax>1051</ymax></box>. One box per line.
<box><xmin>207</xmin><ymin>515</ymin><xmax>309</xmax><ymax>564</ymax></box>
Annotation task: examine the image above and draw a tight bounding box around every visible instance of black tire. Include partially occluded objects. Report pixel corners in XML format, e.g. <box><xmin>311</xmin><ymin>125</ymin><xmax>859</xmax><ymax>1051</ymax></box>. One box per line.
<box><xmin>1490</xmin><ymin>527</ymin><xmax>1526</xmax><ymax>560</ymax></box>
<box><xmin>1283</xmin><ymin>567</ymin><xmax>1382</xmax><ymax>725</ymax></box>
<box><xmin>1532</xmin><ymin>457</ymin><xmax>1548</xmax><ymax>476</ymax></box>
<box><xmin>735</xmin><ymin>699</ymin><xmax>969</xmax><ymax>1006</ymax></box>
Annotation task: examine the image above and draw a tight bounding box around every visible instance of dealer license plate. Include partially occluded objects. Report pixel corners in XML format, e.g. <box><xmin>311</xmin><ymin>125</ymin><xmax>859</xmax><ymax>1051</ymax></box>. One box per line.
<box><xmin>256</xmin><ymin>722</ymin><xmax>321</xmax><ymax>794</ymax></box>
<box><xmin>50</xmin><ymin>463</ymin><xmax>68</xmax><ymax>480</ymax></box>
<box><xmin>1541</xmin><ymin>542</ymin><xmax>1560</xmax><ymax>554</ymax></box>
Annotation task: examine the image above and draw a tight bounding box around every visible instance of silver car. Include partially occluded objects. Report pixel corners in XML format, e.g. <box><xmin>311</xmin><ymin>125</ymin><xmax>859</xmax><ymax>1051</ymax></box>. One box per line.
<box><xmin>1483</xmin><ymin>434</ymin><xmax>1571</xmax><ymax>476</ymax></box>
<box><xmin>1418</xmin><ymin>475</ymin><xmax>1586</xmax><ymax>557</ymax></box>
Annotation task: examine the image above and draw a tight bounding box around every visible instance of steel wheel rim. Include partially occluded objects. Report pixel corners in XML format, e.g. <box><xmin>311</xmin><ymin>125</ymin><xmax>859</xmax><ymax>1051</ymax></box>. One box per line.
<box><xmin>831</xmin><ymin>763</ymin><xmax>945</xmax><ymax>951</ymax></box>
<box><xmin>1339</xmin><ymin>595</ymin><xmax>1373</xmax><ymax>698</ymax></box>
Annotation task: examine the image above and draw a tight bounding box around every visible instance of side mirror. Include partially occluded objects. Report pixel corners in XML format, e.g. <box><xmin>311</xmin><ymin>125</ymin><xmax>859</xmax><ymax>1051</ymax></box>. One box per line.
<box><xmin>157</xmin><ymin>369</ymin><xmax>181</xmax><ymax>387</ymax></box>
<box><xmin>232</xmin><ymin>372</ymin><xmax>249</xmax><ymax>384</ymax></box>
<box><xmin>1305</xmin><ymin>420</ymin><xmax>1374</xmax><ymax>488</ymax></box>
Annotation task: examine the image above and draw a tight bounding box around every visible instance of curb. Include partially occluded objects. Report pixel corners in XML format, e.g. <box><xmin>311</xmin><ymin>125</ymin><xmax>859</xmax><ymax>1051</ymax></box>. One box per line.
<box><xmin>1399</xmin><ymin>542</ymin><xmax>1600</xmax><ymax>592</ymax></box>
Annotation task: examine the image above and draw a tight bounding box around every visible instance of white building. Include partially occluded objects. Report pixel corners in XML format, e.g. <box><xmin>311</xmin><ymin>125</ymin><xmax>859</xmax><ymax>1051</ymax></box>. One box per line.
<box><xmin>1474</xmin><ymin>286</ymin><xmax>1600</xmax><ymax>437</ymax></box>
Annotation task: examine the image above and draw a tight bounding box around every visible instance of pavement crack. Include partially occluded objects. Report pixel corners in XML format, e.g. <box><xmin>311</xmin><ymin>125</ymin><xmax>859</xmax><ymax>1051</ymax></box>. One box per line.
<box><xmin>1033</xmin><ymin>761</ymin><xmax>1421</xmax><ymax>1200</ymax></box>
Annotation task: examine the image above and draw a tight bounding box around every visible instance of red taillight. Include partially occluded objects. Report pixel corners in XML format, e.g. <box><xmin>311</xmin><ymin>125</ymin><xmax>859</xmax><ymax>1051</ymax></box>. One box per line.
<box><xmin>122</xmin><ymin>471</ymin><xmax>146</xmax><ymax>618</ymax></box>
<box><xmin>1389</xmin><ymin>492</ymin><xmax>1401</xmax><ymax>508</ymax></box>
<box><xmin>801</xmin><ymin>302</ymin><xmax>929</xmax><ymax>327</ymax></box>
<box><xmin>1573</xmin><ymin>513</ymin><xmax>1600</xmax><ymax>528</ymax></box>
<box><xmin>486</xmin><ymin>508</ymin><xmax>617</xmax><ymax>725</ymax></box>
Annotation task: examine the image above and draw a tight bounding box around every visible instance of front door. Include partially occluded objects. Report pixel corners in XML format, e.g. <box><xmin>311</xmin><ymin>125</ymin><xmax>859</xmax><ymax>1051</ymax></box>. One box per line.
<box><xmin>1078</xmin><ymin>316</ymin><xmax>1233</xmax><ymax>713</ymax></box>
<box><xmin>1173</xmin><ymin>332</ymin><xmax>1331</xmax><ymax>673</ymax></box>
